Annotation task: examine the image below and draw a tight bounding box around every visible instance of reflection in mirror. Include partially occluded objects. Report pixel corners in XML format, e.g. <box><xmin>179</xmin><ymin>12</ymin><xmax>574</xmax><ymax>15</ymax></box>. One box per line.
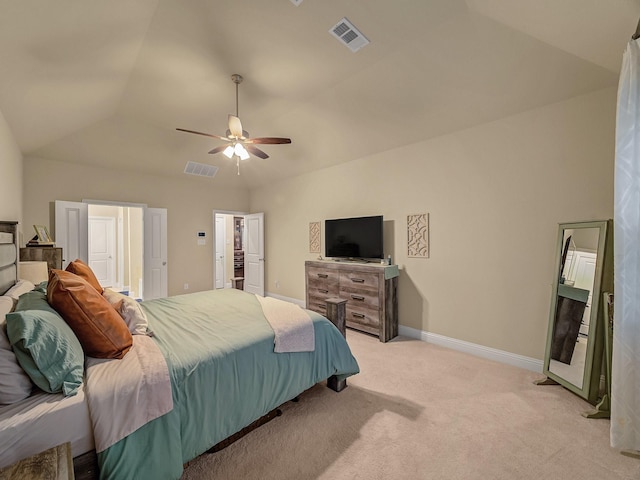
<box><xmin>539</xmin><ymin>220</ymin><xmax>612</xmax><ymax>407</ymax></box>
<box><xmin>549</xmin><ymin>227</ymin><xmax>599</xmax><ymax>388</ymax></box>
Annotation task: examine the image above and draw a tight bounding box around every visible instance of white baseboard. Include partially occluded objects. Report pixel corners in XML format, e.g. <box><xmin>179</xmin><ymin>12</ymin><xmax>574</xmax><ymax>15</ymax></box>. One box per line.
<box><xmin>398</xmin><ymin>325</ymin><xmax>543</xmax><ymax>373</ymax></box>
<box><xmin>263</xmin><ymin>294</ymin><xmax>543</xmax><ymax>373</ymax></box>
<box><xmin>265</xmin><ymin>292</ymin><xmax>305</xmax><ymax>307</ymax></box>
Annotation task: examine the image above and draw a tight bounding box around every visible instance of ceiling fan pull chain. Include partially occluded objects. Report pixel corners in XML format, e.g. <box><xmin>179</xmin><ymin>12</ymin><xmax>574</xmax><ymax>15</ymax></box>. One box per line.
<box><xmin>237</xmin><ymin>156</ymin><xmax>240</xmax><ymax>175</ymax></box>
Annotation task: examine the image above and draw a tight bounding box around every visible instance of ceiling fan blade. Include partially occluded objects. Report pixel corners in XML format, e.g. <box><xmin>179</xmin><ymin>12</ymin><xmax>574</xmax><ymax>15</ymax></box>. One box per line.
<box><xmin>208</xmin><ymin>145</ymin><xmax>228</xmax><ymax>155</ymax></box>
<box><xmin>228</xmin><ymin>115</ymin><xmax>244</xmax><ymax>138</ymax></box>
<box><xmin>246</xmin><ymin>145</ymin><xmax>269</xmax><ymax>159</ymax></box>
<box><xmin>176</xmin><ymin>128</ymin><xmax>230</xmax><ymax>141</ymax></box>
<box><xmin>245</xmin><ymin>137</ymin><xmax>292</xmax><ymax>145</ymax></box>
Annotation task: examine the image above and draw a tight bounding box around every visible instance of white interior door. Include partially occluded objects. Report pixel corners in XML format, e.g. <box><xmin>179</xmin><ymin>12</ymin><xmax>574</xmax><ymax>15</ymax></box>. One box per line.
<box><xmin>88</xmin><ymin>216</ymin><xmax>117</xmax><ymax>289</ymax></box>
<box><xmin>571</xmin><ymin>251</ymin><xmax>597</xmax><ymax>334</ymax></box>
<box><xmin>54</xmin><ymin>200</ymin><xmax>88</xmax><ymax>269</ymax></box>
<box><xmin>214</xmin><ymin>215</ymin><xmax>226</xmax><ymax>289</ymax></box>
<box><xmin>244</xmin><ymin>212</ymin><xmax>264</xmax><ymax>296</ymax></box>
<box><xmin>143</xmin><ymin>207</ymin><xmax>168</xmax><ymax>300</ymax></box>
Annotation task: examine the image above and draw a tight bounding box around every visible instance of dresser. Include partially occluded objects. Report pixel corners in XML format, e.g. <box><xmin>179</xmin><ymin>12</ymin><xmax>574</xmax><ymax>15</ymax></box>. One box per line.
<box><xmin>305</xmin><ymin>260</ymin><xmax>398</xmax><ymax>342</ymax></box>
<box><xmin>20</xmin><ymin>247</ymin><xmax>64</xmax><ymax>271</ymax></box>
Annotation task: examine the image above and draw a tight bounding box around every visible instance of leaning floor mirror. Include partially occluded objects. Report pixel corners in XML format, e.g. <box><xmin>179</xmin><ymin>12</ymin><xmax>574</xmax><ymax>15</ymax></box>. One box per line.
<box><xmin>537</xmin><ymin>220</ymin><xmax>613</xmax><ymax>413</ymax></box>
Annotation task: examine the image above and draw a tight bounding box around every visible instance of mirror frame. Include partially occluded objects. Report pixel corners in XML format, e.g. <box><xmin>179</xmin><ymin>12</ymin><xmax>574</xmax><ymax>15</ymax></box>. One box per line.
<box><xmin>542</xmin><ymin>220</ymin><xmax>612</xmax><ymax>404</ymax></box>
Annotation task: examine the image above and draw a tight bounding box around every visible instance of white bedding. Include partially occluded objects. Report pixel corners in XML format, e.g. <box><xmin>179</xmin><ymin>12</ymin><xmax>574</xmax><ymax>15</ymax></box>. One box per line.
<box><xmin>85</xmin><ymin>334</ymin><xmax>173</xmax><ymax>453</ymax></box>
<box><xmin>256</xmin><ymin>294</ymin><xmax>315</xmax><ymax>352</ymax></box>
<box><xmin>0</xmin><ymin>385</ymin><xmax>94</xmax><ymax>468</ymax></box>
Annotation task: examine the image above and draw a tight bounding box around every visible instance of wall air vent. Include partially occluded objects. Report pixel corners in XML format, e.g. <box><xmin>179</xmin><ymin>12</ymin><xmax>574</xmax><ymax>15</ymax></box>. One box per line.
<box><xmin>329</xmin><ymin>17</ymin><xmax>369</xmax><ymax>52</ymax></box>
<box><xmin>184</xmin><ymin>161</ymin><xmax>218</xmax><ymax>178</ymax></box>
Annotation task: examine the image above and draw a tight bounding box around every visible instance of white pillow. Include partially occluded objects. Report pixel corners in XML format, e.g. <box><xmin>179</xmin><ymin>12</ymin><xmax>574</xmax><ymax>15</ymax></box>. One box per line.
<box><xmin>5</xmin><ymin>280</ymin><xmax>35</xmax><ymax>302</ymax></box>
<box><xmin>0</xmin><ymin>300</ymin><xmax>33</xmax><ymax>404</ymax></box>
<box><xmin>102</xmin><ymin>289</ymin><xmax>149</xmax><ymax>335</ymax></box>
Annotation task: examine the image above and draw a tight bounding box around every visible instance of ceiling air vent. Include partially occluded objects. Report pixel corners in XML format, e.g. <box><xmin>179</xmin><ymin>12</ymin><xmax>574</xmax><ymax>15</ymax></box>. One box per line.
<box><xmin>289</xmin><ymin>0</ymin><xmax>303</xmax><ymax>5</ymax></box>
<box><xmin>184</xmin><ymin>161</ymin><xmax>218</xmax><ymax>178</ymax></box>
<box><xmin>329</xmin><ymin>17</ymin><xmax>369</xmax><ymax>52</ymax></box>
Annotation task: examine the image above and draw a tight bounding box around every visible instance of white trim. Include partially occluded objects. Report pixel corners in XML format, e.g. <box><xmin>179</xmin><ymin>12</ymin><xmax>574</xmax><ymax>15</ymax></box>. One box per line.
<box><xmin>265</xmin><ymin>292</ymin><xmax>305</xmax><ymax>307</ymax></box>
<box><xmin>261</xmin><ymin>294</ymin><xmax>542</xmax><ymax>373</ymax></box>
<box><xmin>398</xmin><ymin>325</ymin><xmax>543</xmax><ymax>373</ymax></box>
<box><xmin>83</xmin><ymin>199</ymin><xmax>148</xmax><ymax>208</ymax></box>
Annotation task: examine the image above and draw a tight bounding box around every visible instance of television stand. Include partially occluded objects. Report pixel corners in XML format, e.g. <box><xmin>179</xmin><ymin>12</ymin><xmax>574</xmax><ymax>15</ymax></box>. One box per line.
<box><xmin>305</xmin><ymin>260</ymin><xmax>398</xmax><ymax>342</ymax></box>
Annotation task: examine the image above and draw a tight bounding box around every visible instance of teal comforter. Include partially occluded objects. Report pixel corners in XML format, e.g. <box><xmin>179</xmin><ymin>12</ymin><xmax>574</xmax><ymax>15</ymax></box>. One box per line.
<box><xmin>96</xmin><ymin>289</ymin><xmax>359</xmax><ymax>479</ymax></box>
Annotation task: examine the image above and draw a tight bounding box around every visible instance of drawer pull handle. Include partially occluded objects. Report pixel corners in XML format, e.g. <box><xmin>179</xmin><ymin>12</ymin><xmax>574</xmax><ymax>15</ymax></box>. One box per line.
<box><xmin>319</xmin><ymin>289</ymin><xmax>329</xmax><ymax>294</ymax></box>
<box><xmin>352</xmin><ymin>312</ymin><xmax>366</xmax><ymax>319</ymax></box>
<box><xmin>317</xmin><ymin>273</ymin><xmax>328</xmax><ymax>278</ymax></box>
<box><xmin>315</xmin><ymin>303</ymin><xmax>326</xmax><ymax>309</ymax></box>
<box><xmin>351</xmin><ymin>295</ymin><xmax>365</xmax><ymax>301</ymax></box>
<box><xmin>351</xmin><ymin>278</ymin><xmax>365</xmax><ymax>283</ymax></box>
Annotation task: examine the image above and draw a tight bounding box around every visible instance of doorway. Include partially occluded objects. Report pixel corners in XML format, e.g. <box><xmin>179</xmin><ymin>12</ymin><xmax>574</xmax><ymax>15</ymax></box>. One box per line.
<box><xmin>87</xmin><ymin>204</ymin><xmax>144</xmax><ymax>298</ymax></box>
<box><xmin>55</xmin><ymin>200</ymin><xmax>167</xmax><ymax>300</ymax></box>
<box><xmin>214</xmin><ymin>213</ymin><xmax>243</xmax><ymax>289</ymax></box>
<box><xmin>213</xmin><ymin>211</ymin><xmax>264</xmax><ymax>295</ymax></box>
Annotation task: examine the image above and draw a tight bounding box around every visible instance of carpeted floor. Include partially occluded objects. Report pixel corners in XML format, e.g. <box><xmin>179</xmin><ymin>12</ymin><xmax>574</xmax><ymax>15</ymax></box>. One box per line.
<box><xmin>181</xmin><ymin>331</ymin><xmax>640</xmax><ymax>480</ymax></box>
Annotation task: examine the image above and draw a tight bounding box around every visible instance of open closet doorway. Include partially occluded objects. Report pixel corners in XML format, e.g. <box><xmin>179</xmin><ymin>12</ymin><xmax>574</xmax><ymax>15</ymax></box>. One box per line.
<box><xmin>213</xmin><ymin>211</ymin><xmax>264</xmax><ymax>296</ymax></box>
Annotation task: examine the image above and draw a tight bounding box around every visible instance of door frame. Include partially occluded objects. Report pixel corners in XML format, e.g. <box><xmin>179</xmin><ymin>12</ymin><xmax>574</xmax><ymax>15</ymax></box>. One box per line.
<box><xmin>212</xmin><ymin>209</ymin><xmax>261</xmax><ymax>292</ymax></box>
<box><xmin>214</xmin><ymin>214</ymin><xmax>226</xmax><ymax>289</ymax></box>
<box><xmin>56</xmin><ymin>199</ymin><xmax>165</xmax><ymax>300</ymax></box>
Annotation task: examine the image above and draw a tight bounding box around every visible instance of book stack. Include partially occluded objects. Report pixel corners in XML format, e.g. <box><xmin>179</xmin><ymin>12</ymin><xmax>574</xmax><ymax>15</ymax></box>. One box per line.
<box><xmin>26</xmin><ymin>235</ymin><xmax>55</xmax><ymax>247</ymax></box>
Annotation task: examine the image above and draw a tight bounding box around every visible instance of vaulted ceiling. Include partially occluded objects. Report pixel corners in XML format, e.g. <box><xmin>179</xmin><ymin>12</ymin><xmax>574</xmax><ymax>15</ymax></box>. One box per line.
<box><xmin>0</xmin><ymin>0</ymin><xmax>638</xmax><ymax>188</ymax></box>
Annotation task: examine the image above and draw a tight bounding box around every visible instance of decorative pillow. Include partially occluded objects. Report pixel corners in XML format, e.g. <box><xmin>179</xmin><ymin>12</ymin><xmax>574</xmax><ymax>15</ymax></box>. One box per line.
<box><xmin>65</xmin><ymin>259</ymin><xmax>103</xmax><ymax>294</ymax></box>
<box><xmin>47</xmin><ymin>269</ymin><xmax>132</xmax><ymax>359</ymax></box>
<box><xmin>0</xmin><ymin>296</ymin><xmax>33</xmax><ymax>404</ymax></box>
<box><xmin>6</xmin><ymin>308</ymin><xmax>84</xmax><ymax>396</ymax></box>
<box><xmin>103</xmin><ymin>288</ymin><xmax>149</xmax><ymax>335</ymax></box>
<box><xmin>0</xmin><ymin>295</ymin><xmax>13</xmax><ymax>318</ymax></box>
<box><xmin>4</xmin><ymin>279</ymin><xmax>35</xmax><ymax>302</ymax></box>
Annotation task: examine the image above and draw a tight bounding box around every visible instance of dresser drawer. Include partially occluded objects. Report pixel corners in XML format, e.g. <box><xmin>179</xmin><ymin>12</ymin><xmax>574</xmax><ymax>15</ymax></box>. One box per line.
<box><xmin>307</xmin><ymin>299</ymin><xmax>327</xmax><ymax>316</ymax></box>
<box><xmin>346</xmin><ymin>304</ymin><xmax>380</xmax><ymax>335</ymax></box>
<box><xmin>344</xmin><ymin>289</ymin><xmax>379</xmax><ymax>308</ymax></box>
<box><xmin>307</xmin><ymin>282</ymin><xmax>339</xmax><ymax>298</ymax></box>
<box><xmin>340</xmin><ymin>271</ymin><xmax>379</xmax><ymax>291</ymax></box>
<box><xmin>307</xmin><ymin>289</ymin><xmax>339</xmax><ymax>315</ymax></box>
<box><xmin>307</xmin><ymin>267</ymin><xmax>339</xmax><ymax>286</ymax></box>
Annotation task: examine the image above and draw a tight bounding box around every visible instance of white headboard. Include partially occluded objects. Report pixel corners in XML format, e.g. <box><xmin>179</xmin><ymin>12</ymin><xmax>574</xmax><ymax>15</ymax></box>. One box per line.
<box><xmin>0</xmin><ymin>221</ymin><xmax>18</xmax><ymax>296</ymax></box>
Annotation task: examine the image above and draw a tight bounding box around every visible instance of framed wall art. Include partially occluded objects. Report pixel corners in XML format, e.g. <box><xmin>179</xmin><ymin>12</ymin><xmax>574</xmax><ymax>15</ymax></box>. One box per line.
<box><xmin>407</xmin><ymin>213</ymin><xmax>429</xmax><ymax>258</ymax></box>
<box><xmin>309</xmin><ymin>221</ymin><xmax>321</xmax><ymax>253</ymax></box>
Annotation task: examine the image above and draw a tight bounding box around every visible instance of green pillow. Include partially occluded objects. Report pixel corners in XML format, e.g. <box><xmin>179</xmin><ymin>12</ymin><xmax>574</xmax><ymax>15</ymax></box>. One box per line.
<box><xmin>6</xmin><ymin>307</ymin><xmax>84</xmax><ymax>396</ymax></box>
<box><xmin>14</xmin><ymin>289</ymin><xmax>55</xmax><ymax>313</ymax></box>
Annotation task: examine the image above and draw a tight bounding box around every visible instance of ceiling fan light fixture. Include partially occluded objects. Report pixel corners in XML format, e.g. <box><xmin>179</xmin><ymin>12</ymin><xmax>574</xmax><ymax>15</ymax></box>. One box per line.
<box><xmin>236</xmin><ymin>144</ymin><xmax>250</xmax><ymax>160</ymax></box>
<box><xmin>176</xmin><ymin>73</ymin><xmax>291</xmax><ymax>175</ymax></box>
<box><xmin>223</xmin><ymin>145</ymin><xmax>235</xmax><ymax>158</ymax></box>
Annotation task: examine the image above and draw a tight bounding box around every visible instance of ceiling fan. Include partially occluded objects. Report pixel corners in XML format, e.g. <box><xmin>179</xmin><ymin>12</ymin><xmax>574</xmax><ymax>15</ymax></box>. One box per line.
<box><xmin>177</xmin><ymin>74</ymin><xmax>291</xmax><ymax>175</ymax></box>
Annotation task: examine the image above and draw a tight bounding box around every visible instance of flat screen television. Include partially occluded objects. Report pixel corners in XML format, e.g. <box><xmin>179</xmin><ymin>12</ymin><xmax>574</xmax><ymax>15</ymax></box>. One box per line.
<box><xmin>325</xmin><ymin>215</ymin><xmax>383</xmax><ymax>260</ymax></box>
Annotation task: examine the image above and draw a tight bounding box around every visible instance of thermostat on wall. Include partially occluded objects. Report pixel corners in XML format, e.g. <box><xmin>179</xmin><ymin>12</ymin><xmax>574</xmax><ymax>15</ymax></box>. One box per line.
<box><xmin>197</xmin><ymin>231</ymin><xmax>206</xmax><ymax>245</ymax></box>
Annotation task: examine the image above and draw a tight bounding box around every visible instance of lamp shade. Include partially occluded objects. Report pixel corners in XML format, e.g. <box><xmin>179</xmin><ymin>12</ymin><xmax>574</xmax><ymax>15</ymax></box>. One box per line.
<box><xmin>18</xmin><ymin>261</ymin><xmax>49</xmax><ymax>284</ymax></box>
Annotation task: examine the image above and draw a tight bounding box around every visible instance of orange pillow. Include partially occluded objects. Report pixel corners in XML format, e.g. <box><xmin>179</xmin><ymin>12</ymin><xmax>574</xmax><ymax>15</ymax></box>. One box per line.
<box><xmin>47</xmin><ymin>269</ymin><xmax>132</xmax><ymax>359</ymax></box>
<box><xmin>65</xmin><ymin>259</ymin><xmax>103</xmax><ymax>294</ymax></box>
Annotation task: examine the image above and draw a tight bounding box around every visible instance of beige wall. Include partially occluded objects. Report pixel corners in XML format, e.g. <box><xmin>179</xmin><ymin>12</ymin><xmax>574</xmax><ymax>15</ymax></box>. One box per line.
<box><xmin>0</xmin><ymin>110</ymin><xmax>22</xmax><ymax>227</ymax></box>
<box><xmin>250</xmin><ymin>88</ymin><xmax>616</xmax><ymax>360</ymax></box>
<box><xmin>23</xmin><ymin>157</ymin><xmax>250</xmax><ymax>296</ymax></box>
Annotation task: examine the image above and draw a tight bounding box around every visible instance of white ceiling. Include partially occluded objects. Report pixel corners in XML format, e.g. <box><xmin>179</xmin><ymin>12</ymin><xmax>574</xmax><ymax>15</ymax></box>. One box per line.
<box><xmin>0</xmin><ymin>0</ymin><xmax>638</xmax><ymax>189</ymax></box>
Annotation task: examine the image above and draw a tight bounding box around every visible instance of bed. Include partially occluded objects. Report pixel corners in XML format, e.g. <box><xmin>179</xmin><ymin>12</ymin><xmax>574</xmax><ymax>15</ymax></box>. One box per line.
<box><xmin>0</xmin><ymin>221</ymin><xmax>360</xmax><ymax>479</ymax></box>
